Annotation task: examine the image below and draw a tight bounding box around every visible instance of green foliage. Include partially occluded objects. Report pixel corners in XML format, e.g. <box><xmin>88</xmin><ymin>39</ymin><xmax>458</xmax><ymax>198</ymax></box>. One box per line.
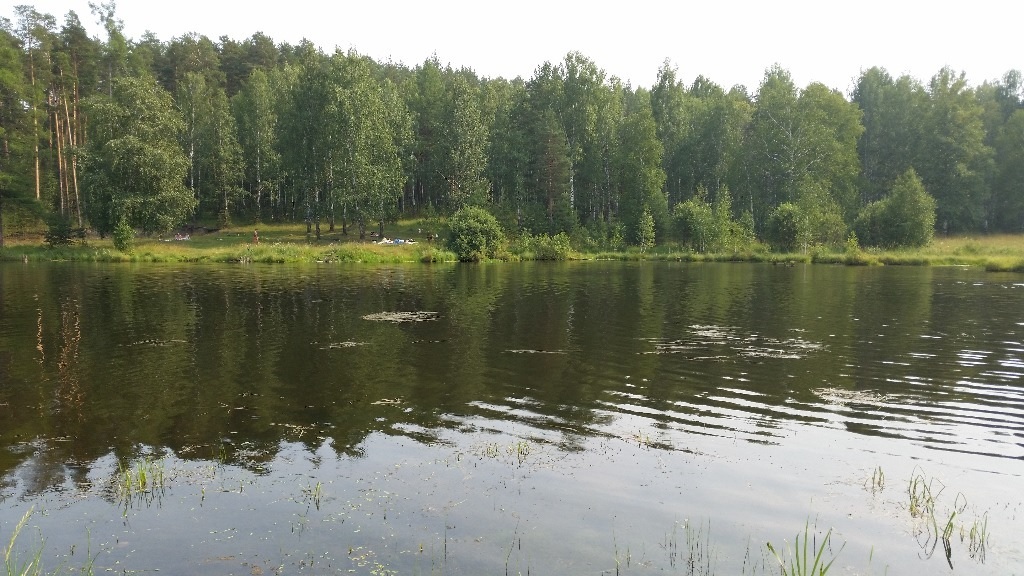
<box><xmin>853</xmin><ymin>68</ymin><xmax>927</xmax><ymax>204</ymax></box>
<box><xmin>845</xmin><ymin>231</ymin><xmax>861</xmax><ymax>254</ymax></box>
<box><xmin>445</xmin><ymin>206</ymin><xmax>506</xmax><ymax>261</ymax></box>
<box><xmin>82</xmin><ymin>76</ymin><xmax>195</xmax><ymax>235</ymax></box>
<box><xmin>673</xmin><ymin>195</ymin><xmax>715</xmax><ymax>252</ymax></box>
<box><xmin>512</xmin><ymin>232</ymin><xmax>573</xmax><ymax>260</ymax></box>
<box><xmin>232</xmin><ymin>68</ymin><xmax>282</xmax><ymax>221</ymax></box>
<box><xmin>2</xmin><ymin>506</ymin><xmax>43</xmax><ymax>576</ymax></box>
<box><xmin>854</xmin><ymin>168</ymin><xmax>936</xmax><ymax>248</ymax></box>
<box><xmin>991</xmin><ymin>109</ymin><xmax>1024</xmax><ymax>231</ymax></box>
<box><xmin>766</xmin><ymin>189</ymin><xmax>847</xmax><ymax>253</ymax></box>
<box><xmin>5</xmin><ymin>10</ymin><xmax>1024</xmax><ymax>244</ymax></box>
<box><xmin>918</xmin><ymin>68</ymin><xmax>992</xmax><ymax>233</ymax></box>
<box><xmin>217</xmin><ymin>208</ymin><xmax>231</xmax><ymax>229</ymax></box>
<box><xmin>766</xmin><ymin>521</ymin><xmax>844</xmax><ymax>576</ymax></box>
<box><xmin>112</xmin><ymin>219</ymin><xmax>135</xmax><ymax>254</ymax></box>
<box><xmin>766</xmin><ymin>203</ymin><xmax>802</xmax><ymax>252</ymax></box>
<box><xmin>796</xmin><ymin>186</ymin><xmax>848</xmax><ymax>249</ymax></box>
<box><xmin>617</xmin><ymin>95</ymin><xmax>667</xmax><ymax>246</ymax></box>
<box><xmin>44</xmin><ymin>213</ymin><xmax>78</xmax><ymax>248</ymax></box>
<box><xmin>637</xmin><ymin>206</ymin><xmax>656</xmax><ymax>252</ymax></box>
<box><xmin>672</xmin><ymin>187</ymin><xmax>761</xmax><ymax>254</ymax></box>
<box><xmin>440</xmin><ymin>74</ymin><xmax>489</xmax><ymax>210</ymax></box>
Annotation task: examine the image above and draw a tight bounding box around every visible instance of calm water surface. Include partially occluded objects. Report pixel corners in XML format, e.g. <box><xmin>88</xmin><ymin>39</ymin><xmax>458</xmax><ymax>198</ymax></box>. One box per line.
<box><xmin>0</xmin><ymin>261</ymin><xmax>1022</xmax><ymax>575</ymax></box>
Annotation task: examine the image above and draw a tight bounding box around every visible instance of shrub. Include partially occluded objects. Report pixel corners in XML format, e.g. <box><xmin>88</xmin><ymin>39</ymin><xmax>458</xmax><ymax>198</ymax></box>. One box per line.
<box><xmin>673</xmin><ymin>196</ymin><xmax>716</xmax><ymax>252</ymax></box>
<box><xmin>45</xmin><ymin>214</ymin><xmax>78</xmax><ymax>248</ymax></box>
<box><xmin>445</xmin><ymin>206</ymin><xmax>505</xmax><ymax>262</ymax></box>
<box><xmin>854</xmin><ymin>168</ymin><xmax>936</xmax><ymax>248</ymax></box>
<box><xmin>766</xmin><ymin>203</ymin><xmax>801</xmax><ymax>252</ymax></box>
<box><xmin>637</xmin><ymin>206</ymin><xmax>656</xmax><ymax>253</ymax></box>
<box><xmin>112</xmin><ymin>219</ymin><xmax>136</xmax><ymax>254</ymax></box>
<box><xmin>515</xmin><ymin>232</ymin><xmax>573</xmax><ymax>260</ymax></box>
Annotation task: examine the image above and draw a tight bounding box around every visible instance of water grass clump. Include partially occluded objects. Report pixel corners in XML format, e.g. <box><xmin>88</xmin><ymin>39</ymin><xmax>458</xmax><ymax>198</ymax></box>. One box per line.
<box><xmin>901</xmin><ymin>467</ymin><xmax>993</xmax><ymax>569</ymax></box>
<box><xmin>867</xmin><ymin>466</ymin><xmax>885</xmax><ymax>494</ymax></box>
<box><xmin>117</xmin><ymin>456</ymin><xmax>166</xmax><ymax>500</ymax></box>
<box><xmin>907</xmin><ymin>469</ymin><xmax>942</xmax><ymax>519</ymax></box>
<box><xmin>3</xmin><ymin>507</ymin><xmax>43</xmax><ymax>576</ymax></box>
<box><xmin>301</xmin><ymin>481</ymin><xmax>324</xmax><ymax>510</ymax></box>
<box><xmin>963</xmin><ymin>513</ymin><xmax>989</xmax><ymax>561</ymax></box>
<box><xmin>766</xmin><ymin>520</ymin><xmax>844</xmax><ymax>576</ymax></box>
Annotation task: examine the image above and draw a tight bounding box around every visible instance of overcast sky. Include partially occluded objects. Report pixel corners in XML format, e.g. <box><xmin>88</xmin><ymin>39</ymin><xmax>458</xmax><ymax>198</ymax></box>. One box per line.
<box><xmin>10</xmin><ymin>0</ymin><xmax>1021</xmax><ymax>94</ymax></box>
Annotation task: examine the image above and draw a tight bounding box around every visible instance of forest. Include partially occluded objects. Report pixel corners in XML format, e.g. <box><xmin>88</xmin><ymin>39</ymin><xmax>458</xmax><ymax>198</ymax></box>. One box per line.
<box><xmin>1</xmin><ymin>3</ymin><xmax>1023</xmax><ymax>254</ymax></box>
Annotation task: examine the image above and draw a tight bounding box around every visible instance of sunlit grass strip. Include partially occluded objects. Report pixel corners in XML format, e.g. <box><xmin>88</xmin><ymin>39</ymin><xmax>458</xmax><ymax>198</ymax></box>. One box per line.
<box><xmin>984</xmin><ymin>257</ymin><xmax>1024</xmax><ymax>272</ymax></box>
<box><xmin>2</xmin><ymin>242</ymin><xmax>455</xmax><ymax>264</ymax></box>
<box><xmin>3</xmin><ymin>226</ymin><xmax>1023</xmax><ymax>269</ymax></box>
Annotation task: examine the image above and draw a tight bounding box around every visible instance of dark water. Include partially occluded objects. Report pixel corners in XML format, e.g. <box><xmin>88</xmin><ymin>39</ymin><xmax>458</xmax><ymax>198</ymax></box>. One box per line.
<box><xmin>0</xmin><ymin>261</ymin><xmax>1021</xmax><ymax>575</ymax></box>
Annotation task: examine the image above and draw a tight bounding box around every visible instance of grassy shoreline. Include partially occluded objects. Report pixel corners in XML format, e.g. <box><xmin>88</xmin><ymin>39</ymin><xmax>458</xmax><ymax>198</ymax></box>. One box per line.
<box><xmin>2</xmin><ymin>222</ymin><xmax>1023</xmax><ymax>272</ymax></box>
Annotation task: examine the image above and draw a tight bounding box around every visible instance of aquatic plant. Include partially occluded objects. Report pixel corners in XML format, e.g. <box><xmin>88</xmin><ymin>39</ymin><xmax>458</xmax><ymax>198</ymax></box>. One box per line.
<box><xmin>117</xmin><ymin>457</ymin><xmax>166</xmax><ymax>498</ymax></box>
<box><xmin>3</xmin><ymin>507</ymin><xmax>43</xmax><ymax>576</ymax></box>
<box><xmin>765</xmin><ymin>520</ymin><xmax>843</xmax><ymax>576</ymax></box>
<box><xmin>361</xmin><ymin>311</ymin><xmax>439</xmax><ymax>323</ymax></box>
<box><xmin>867</xmin><ymin>466</ymin><xmax>885</xmax><ymax>494</ymax></box>
<box><xmin>508</xmin><ymin>441</ymin><xmax>531</xmax><ymax>464</ymax></box>
<box><xmin>907</xmin><ymin>469</ymin><xmax>942</xmax><ymax>519</ymax></box>
<box><xmin>901</xmin><ymin>468</ymin><xmax>991</xmax><ymax>569</ymax></box>
<box><xmin>963</xmin><ymin>513</ymin><xmax>989</xmax><ymax>561</ymax></box>
<box><xmin>632</xmin><ymin>430</ymin><xmax>652</xmax><ymax>448</ymax></box>
<box><xmin>301</xmin><ymin>481</ymin><xmax>324</xmax><ymax>510</ymax></box>
<box><xmin>662</xmin><ymin>519</ymin><xmax>714</xmax><ymax>575</ymax></box>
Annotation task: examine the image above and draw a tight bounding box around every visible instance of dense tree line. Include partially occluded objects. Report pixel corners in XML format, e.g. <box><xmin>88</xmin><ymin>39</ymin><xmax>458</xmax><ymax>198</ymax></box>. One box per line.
<box><xmin>2</xmin><ymin>3</ymin><xmax>1022</xmax><ymax>251</ymax></box>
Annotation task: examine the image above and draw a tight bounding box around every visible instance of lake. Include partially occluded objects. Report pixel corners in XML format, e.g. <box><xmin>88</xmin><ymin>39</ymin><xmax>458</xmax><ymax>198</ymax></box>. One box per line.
<box><xmin>0</xmin><ymin>261</ymin><xmax>1021</xmax><ymax>575</ymax></box>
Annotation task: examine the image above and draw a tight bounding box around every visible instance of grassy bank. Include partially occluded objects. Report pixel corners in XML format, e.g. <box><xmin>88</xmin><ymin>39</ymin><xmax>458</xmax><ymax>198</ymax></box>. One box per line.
<box><xmin>2</xmin><ymin>221</ymin><xmax>1023</xmax><ymax>271</ymax></box>
<box><xmin>0</xmin><ymin>221</ymin><xmax>456</xmax><ymax>264</ymax></box>
<box><xmin>610</xmin><ymin>234</ymin><xmax>1024</xmax><ymax>270</ymax></box>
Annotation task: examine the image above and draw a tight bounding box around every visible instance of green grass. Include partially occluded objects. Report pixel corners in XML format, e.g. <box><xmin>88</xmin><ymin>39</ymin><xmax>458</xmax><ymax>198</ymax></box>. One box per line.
<box><xmin>766</xmin><ymin>520</ymin><xmax>844</xmax><ymax>576</ymax></box>
<box><xmin>907</xmin><ymin>469</ymin><xmax>943</xmax><ymax>519</ymax></box>
<box><xmin>964</xmin><ymin>513</ymin><xmax>989</xmax><ymax>561</ymax></box>
<box><xmin>1</xmin><ymin>507</ymin><xmax>97</xmax><ymax>576</ymax></box>
<box><xmin>3</xmin><ymin>508</ymin><xmax>43</xmax><ymax>576</ymax></box>
<box><xmin>116</xmin><ymin>457</ymin><xmax>166</xmax><ymax>503</ymax></box>
<box><xmin>901</xmin><ymin>467</ymin><xmax>993</xmax><ymax>568</ymax></box>
<box><xmin>1</xmin><ymin>220</ymin><xmax>452</xmax><ymax>264</ymax></box>
<box><xmin>3</xmin><ymin>221</ymin><xmax>1024</xmax><ymax>270</ymax></box>
<box><xmin>301</xmin><ymin>481</ymin><xmax>324</xmax><ymax>510</ymax></box>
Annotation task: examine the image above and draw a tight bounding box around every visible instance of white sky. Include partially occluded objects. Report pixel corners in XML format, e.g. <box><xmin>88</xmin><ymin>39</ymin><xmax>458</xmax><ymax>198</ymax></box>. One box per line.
<box><xmin>10</xmin><ymin>0</ymin><xmax>1022</xmax><ymax>94</ymax></box>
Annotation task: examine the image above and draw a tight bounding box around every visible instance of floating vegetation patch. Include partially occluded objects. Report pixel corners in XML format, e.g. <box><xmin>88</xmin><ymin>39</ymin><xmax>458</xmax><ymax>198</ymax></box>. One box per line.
<box><xmin>813</xmin><ymin>387</ymin><xmax>886</xmax><ymax>405</ymax></box>
<box><xmin>123</xmin><ymin>338</ymin><xmax>187</xmax><ymax>347</ymax></box>
<box><xmin>270</xmin><ymin>422</ymin><xmax>316</xmax><ymax>439</ymax></box>
<box><xmin>641</xmin><ymin>325</ymin><xmax>825</xmax><ymax>360</ymax></box>
<box><xmin>505</xmin><ymin>349</ymin><xmax>568</xmax><ymax>354</ymax></box>
<box><xmin>320</xmin><ymin>341</ymin><xmax>368</xmax><ymax>349</ymax></box>
<box><xmin>361</xmin><ymin>311</ymin><xmax>439</xmax><ymax>323</ymax></box>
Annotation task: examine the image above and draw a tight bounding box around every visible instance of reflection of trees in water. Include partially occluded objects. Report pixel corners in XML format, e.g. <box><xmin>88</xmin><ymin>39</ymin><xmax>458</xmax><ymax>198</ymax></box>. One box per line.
<box><xmin>56</xmin><ymin>295</ymin><xmax>84</xmax><ymax>420</ymax></box>
<box><xmin>2</xmin><ymin>263</ymin><xmax>1021</xmax><ymax>498</ymax></box>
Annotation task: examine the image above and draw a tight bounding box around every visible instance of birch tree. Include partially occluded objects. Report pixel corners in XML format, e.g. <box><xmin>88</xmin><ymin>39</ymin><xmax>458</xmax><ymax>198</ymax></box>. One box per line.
<box><xmin>233</xmin><ymin>68</ymin><xmax>280</xmax><ymax>222</ymax></box>
<box><xmin>82</xmin><ymin>76</ymin><xmax>194</xmax><ymax>235</ymax></box>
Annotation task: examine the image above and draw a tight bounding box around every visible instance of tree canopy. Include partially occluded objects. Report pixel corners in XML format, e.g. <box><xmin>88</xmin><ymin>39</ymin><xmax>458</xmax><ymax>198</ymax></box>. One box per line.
<box><xmin>2</xmin><ymin>3</ymin><xmax>1023</xmax><ymax>251</ymax></box>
